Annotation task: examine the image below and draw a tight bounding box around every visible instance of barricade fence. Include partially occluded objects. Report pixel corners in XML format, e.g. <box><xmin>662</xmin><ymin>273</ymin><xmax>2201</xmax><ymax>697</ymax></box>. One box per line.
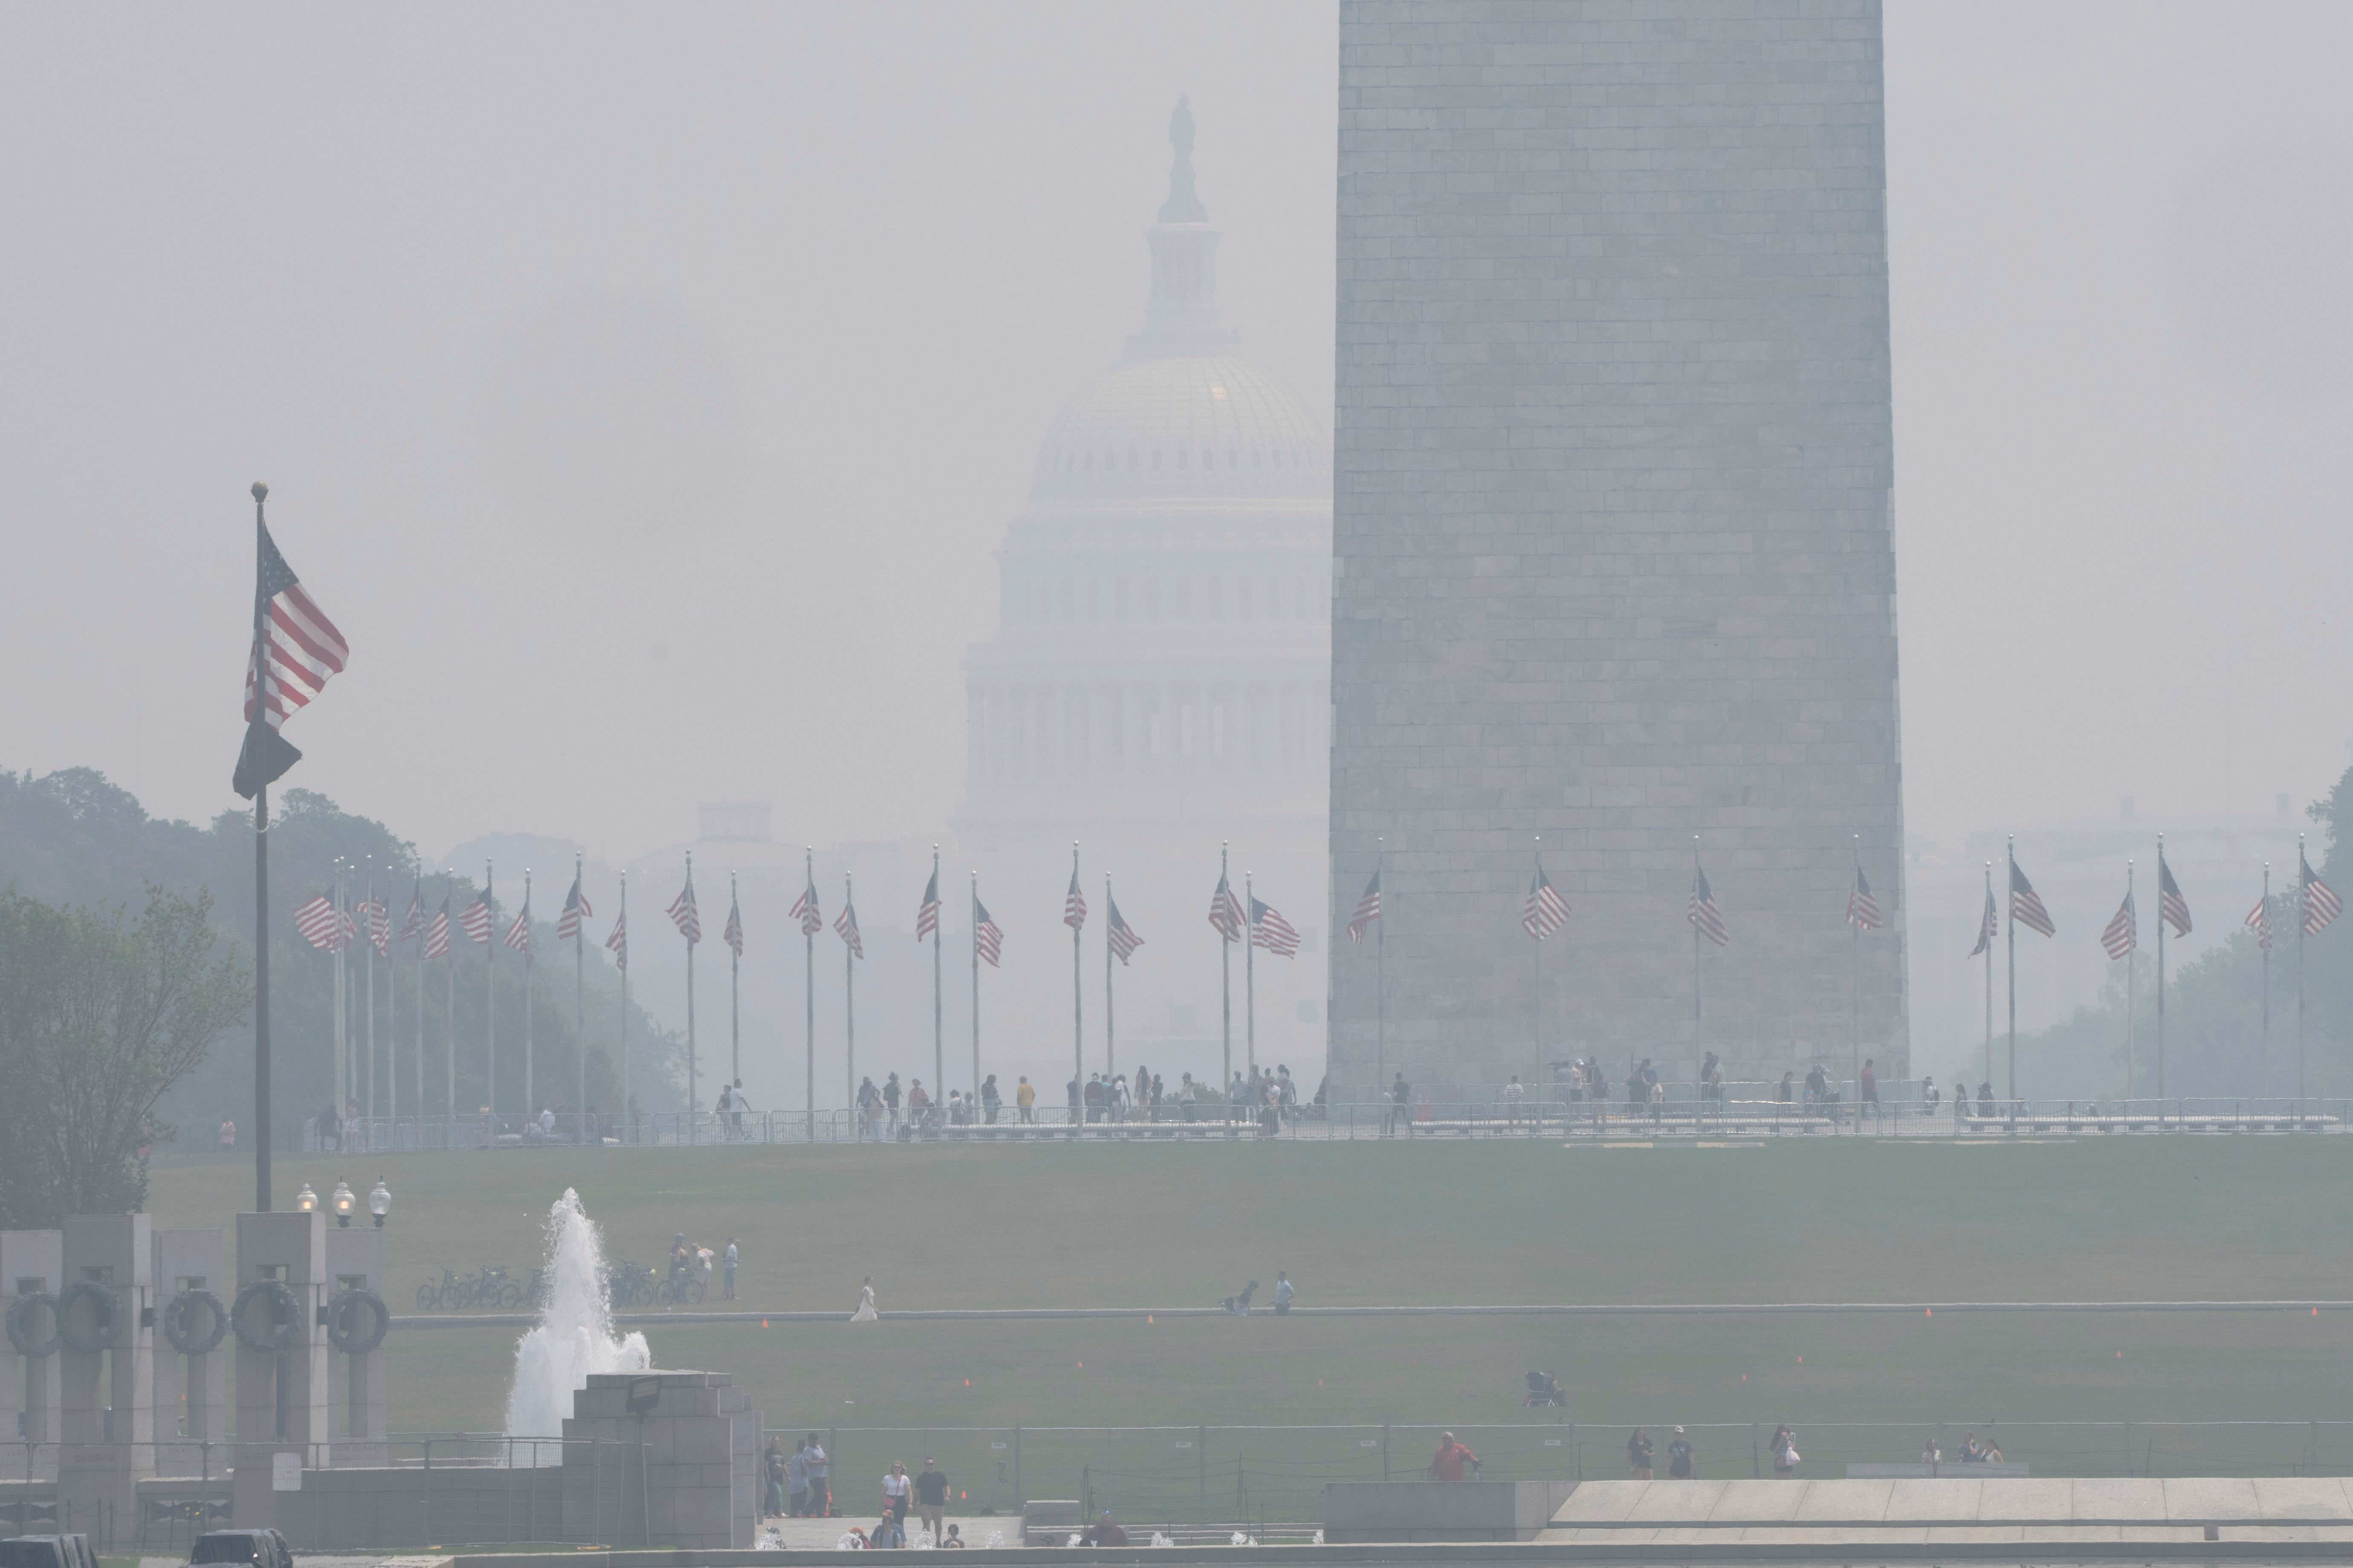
<box><xmin>774</xmin><ymin>1420</ymin><xmax>2353</xmax><ymax>1527</ymax></box>
<box><xmin>297</xmin><ymin>1093</ymin><xmax>2350</xmax><ymax>1152</ymax></box>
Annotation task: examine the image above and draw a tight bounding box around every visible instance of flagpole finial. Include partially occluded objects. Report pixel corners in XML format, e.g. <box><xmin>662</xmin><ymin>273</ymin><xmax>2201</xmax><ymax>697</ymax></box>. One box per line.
<box><xmin>251</xmin><ymin>481</ymin><xmax>267</xmax><ymax>502</ymax></box>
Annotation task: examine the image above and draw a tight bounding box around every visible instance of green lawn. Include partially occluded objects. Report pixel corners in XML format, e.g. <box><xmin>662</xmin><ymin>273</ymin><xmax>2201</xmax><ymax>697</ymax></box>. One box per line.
<box><xmin>146</xmin><ymin>1135</ymin><xmax>2353</xmax><ymax>1505</ymax></box>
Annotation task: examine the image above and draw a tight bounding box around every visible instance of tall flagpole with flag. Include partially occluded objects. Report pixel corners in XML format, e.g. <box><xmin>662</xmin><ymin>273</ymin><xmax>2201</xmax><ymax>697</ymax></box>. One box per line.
<box><xmin>2101</xmin><ymin>865</ymin><xmax>2136</xmax><ymax>1100</ymax></box>
<box><xmin>332</xmin><ymin>861</ymin><xmax>348</xmax><ymax>1131</ymax></box>
<box><xmin>920</xmin><ymin>849</ymin><xmax>941</xmax><ymax>1102</ymax></box>
<box><xmin>558</xmin><ymin>854</ymin><xmax>591</xmax><ymax>1140</ymax></box>
<box><xmin>725</xmin><ymin>872</ymin><xmax>745</xmax><ymax>1090</ymax></box>
<box><xmin>1248</xmin><ymin>883</ymin><xmax>1300</xmax><ymax>1097</ymax></box>
<box><xmin>469</xmin><ymin>864</ymin><xmax>496</xmax><ymax>1129</ymax></box>
<box><xmin>402</xmin><ymin>870</ymin><xmax>424</xmax><ymax>1140</ymax></box>
<box><xmin>971</xmin><ymin>876</ymin><xmax>1002</xmax><ymax>1105</ymax></box>
<box><xmin>510</xmin><ymin>870</ymin><xmax>534</xmax><ymax>1117</ymax></box>
<box><xmin>791</xmin><ymin>851</ymin><xmax>818</xmax><ymax>1135</ymax></box>
<box><xmin>1347</xmin><ymin>845</ymin><xmax>1384</xmax><ymax>1098</ymax></box>
<box><xmin>1524</xmin><ymin>839</ymin><xmax>1568</xmax><ymax>1076</ymax></box>
<box><xmin>1065</xmin><ymin>846</ymin><xmax>1086</xmax><ymax>1135</ymax></box>
<box><xmin>2157</xmin><ymin>834</ymin><xmax>2192</xmax><ymax>1099</ymax></box>
<box><xmin>838</xmin><ymin>874</ymin><xmax>863</xmax><ymax>1115</ymax></box>
<box><xmin>363</xmin><ymin>860</ymin><xmax>376</xmax><ymax>1125</ymax></box>
<box><xmin>2006</xmin><ymin>839</ymin><xmax>2057</xmax><ymax>1104</ymax></box>
<box><xmin>1969</xmin><ymin>863</ymin><xmax>1995</xmax><ymax>1093</ymax></box>
<box><xmin>1844</xmin><ymin>836</ymin><xmax>1882</xmax><ymax>1101</ymax></box>
<box><xmin>2298</xmin><ymin>837</ymin><xmax>2342</xmax><ymax>1101</ymax></box>
<box><xmin>427</xmin><ymin>896</ymin><xmax>452</xmax><ymax>1140</ymax></box>
<box><xmin>1687</xmin><ymin>839</ymin><xmax>1728</xmax><ymax>1026</ymax></box>
<box><xmin>233</xmin><ymin>482</ymin><xmax>349</xmax><ymax>1208</ymax></box>
<box><xmin>1104</xmin><ymin>875</ymin><xmax>1117</xmax><ymax>1083</ymax></box>
<box><xmin>606</xmin><ymin>874</ymin><xmax>629</xmax><ymax>1141</ymax></box>
<box><xmin>669</xmin><ymin>856</ymin><xmax>701</xmax><ymax>1136</ymax></box>
<box><xmin>1213</xmin><ymin>845</ymin><xmax>1241</xmax><ymax>1120</ymax></box>
<box><xmin>2248</xmin><ymin>866</ymin><xmax>2273</xmax><ymax>1091</ymax></box>
<box><xmin>1244</xmin><ymin>871</ymin><xmax>1258</xmax><ymax>1084</ymax></box>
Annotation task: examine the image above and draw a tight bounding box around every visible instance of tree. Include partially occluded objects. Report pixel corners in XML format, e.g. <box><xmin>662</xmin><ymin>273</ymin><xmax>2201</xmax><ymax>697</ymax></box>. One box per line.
<box><xmin>0</xmin><ymin>887</ymin><xmax>248</xmax><ymax>1225</ymax></box>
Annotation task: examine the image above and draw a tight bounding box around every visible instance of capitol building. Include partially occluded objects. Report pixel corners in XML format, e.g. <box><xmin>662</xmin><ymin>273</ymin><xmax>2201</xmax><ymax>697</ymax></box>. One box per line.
<box><xmin>951</xmin><ymin>99</ymin><xmax>1333</xmax><ymax>1087</ymax></box>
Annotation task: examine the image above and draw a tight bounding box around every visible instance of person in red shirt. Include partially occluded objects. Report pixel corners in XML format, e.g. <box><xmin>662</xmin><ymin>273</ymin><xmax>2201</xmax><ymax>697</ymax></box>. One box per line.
<box><xmin>1082</xmin><ymin>1511</ymin><xmax>1129</xmax><ymax>1546</ymax></box>
<box><xmin>1429</xmin><ymin>1433</ymin><xmax>1479</xmax><ymax>1482</ymax></box>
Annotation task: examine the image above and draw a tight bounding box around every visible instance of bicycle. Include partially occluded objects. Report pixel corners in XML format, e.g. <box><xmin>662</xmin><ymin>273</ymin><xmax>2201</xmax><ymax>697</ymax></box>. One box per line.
<box><xmin>605</xmin><ymin>1261</ymin><xmax>656</xmax><ymax>1309</ymax></box>
<box><xmin>416</xmin><ymin>1268</ymin><xmax>461</xmax><ymax>1312</ymax></box>
<box><xmin>654</xmin><ymin>1274</ymin><xmax>707</xmax><ymax>1306</ymax></box>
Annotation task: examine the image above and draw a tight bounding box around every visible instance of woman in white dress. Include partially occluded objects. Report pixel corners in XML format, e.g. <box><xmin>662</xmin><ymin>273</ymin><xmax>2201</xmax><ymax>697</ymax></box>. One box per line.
<box><xmin>850</xmin><ymin>1274</ymin><xmax>879</xmax><ymax>1322</ymax></box>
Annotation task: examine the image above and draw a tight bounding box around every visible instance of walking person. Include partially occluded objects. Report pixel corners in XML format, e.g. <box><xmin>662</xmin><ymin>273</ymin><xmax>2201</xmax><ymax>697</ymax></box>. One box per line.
<box><xmin>763</xmin><ymin>1438</ymin><xmax>787</xmax><ymax>1517</ymax></box>
<box><xmin>1016</xmin><ymin>1075</ymin><xmax>1035</xmax><ymax>1123</ymax></box>
<box><xmin>915</xmin><ymin>1457</ymin><xmax>950</xmax><ymax>1545</ymax></box>
<box><xmin>1428</xmin><ymin>1431</ymin><xmax>1478</xmax><ymax>1481</ymax></box>
<box><xmin>1627</xmin><ymin>1427</ymin><xmax>1654</xmax><ymax>1480</ymax></box>
<box><xmin>1273</xmin><ymin>1271</ymin><xmax>1294</xmax><ymax>1315</ymax></box>
<box><xmin>722</xmin><ymin>1237</ymin><xmax>739</xmax><ymax>1301</ymax></box>
<box><xmin>1667</xmin><ymin>1427</ymin><xmax>1695</xmax><ymax>1479</ymax></box>
<box><xmin>850</xmin><ymin>1274</ymin><xmax>879</xmax><ymax>1322</ymax></box>
<box><xmin>982</xmin><ymin>1073</ymin><xmax>1002</xmax><ymax>1124</ymax></box>
<box><xmin>787</xmin><ymin>1436</ymin><xmax>811</xmax><ymax>1517</ymax></box>
<box><xmin>1770</xmin><ymin>1424</ymin><xmax>1799</xmax><ymax>1478</ymax></box>
<box><xmin>1388</xmin><ymin>1072</ymin><xmax>1413</xmax><ymax>1137</ymax></box>
<box><xmin>884</xmin><ymin>1072</ymin><xmax>901</xmax><ymax>1130</ymax></box>
<box><xmin>881</xmin><ymin>1460</ymin><xmax>913</xmax><ymax>1539</ymax></box>
<box><xmin>1861</xmin><ymin>1058</ymin><xmax>1878</xmax><ymax>1108</ymax></box>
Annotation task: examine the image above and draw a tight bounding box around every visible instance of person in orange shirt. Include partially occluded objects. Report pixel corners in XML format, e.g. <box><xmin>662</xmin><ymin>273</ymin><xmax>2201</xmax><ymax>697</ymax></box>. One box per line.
<box><xmin>1428</xmin><ymin>1432</ymin><xmax>1478</xmax><ymax>1482</ymax></box>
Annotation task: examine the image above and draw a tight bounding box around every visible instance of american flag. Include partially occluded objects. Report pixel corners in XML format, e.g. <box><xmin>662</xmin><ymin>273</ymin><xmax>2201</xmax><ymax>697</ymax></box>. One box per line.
<box><xmin>233</xmin><ymin>516</ymin><xmax>349</xmax><ymax>799</ymax></box>
<box><xmin>555</xmin><ymin>872</ymin><xmax>592</xmax><ymax>942</ymax></box>
<box><xmin>1106</xmin><ymin>893</ymin><xmax>1142</xmax><ymax>963</ymax></box>
<box><xmin>424</xmin><ymin>899</ymin><xmax>451</xmax><ymax>960</ymax></box>
<box><xmin>1347</xmin><ymin>871</ymin><xmax>1381</xmax><ymax>943</ymax></box>
<box><xmin>361</xmin><ymin>890</ymin><xmax>390</xmax><ymax>954</ymax></box>
<box><xmin>1064</xmin><ymin>868</ymin><xmax>1088</xmax><ymax>931</ymax></box>
<box><xmin>1846</xmin><ymin>865</ymin><xmax>1882</xmax><ymax>931</ymax></box>
<box><xmin>974</xmin><ymin>897</ymin><xmax>1003</xmax><ymax>967</ymax></box>
<box><xmin>723</xmin><ymin>887</ymin><xmax>744</xmax><ymax>958</ymax></box>
<box><xmin>460</xmin><ymin>888</ymin><xmax>494</xmax><ymax>945</ymax></box>
<box><xmin>915</xmin><ymin>871</ymin><xmax>940</xmax><ymax>942</ymax></box>
<box><xmin>399</xmin><ymin>888</ymin><xmax>424</xmax><ymax>943</ymax></box>
<box><xmin>2246</xmin><ymin>891</ymin><xmax>2272</xmax><ymax>952</ymax></box>
<box><xmin>2010</xmin><ymin>859</ymin><xmax>2056</xmax><ymax>937</ymax></box>
<box><xmin>835</xmin><ymin>893</ymin><xmax>863</xmax><ymax>959</ymax></box>
<box><xmin>1688</xmin><ymin>865</ymin><xmax>1729</xmax><ymax>947</ymax></box>
<box><xmin>1522</xmin><ymin>861</ymin><xmax>1568</xmax><ymax>940</ymax></box>
<box><xmin>790</xmin><ymin>875</ymin><xmax>822</xmax><ymax>937</ymax></box>
<box><xmin>1208</xmin><ymin>873</ymin><xmax>1244</xmax><ymax>943</ymax></box>
<box><xmin>668</xmin><ymin>871</ymin><xmax>700</xmax><ymax>944</ymax></box>
<box><xmin>1969</xmin><ymin>881</ymin><xmax>1998</xmax><ymax>957</ymax></box>
<box><xmin>2100</xmin><ymin>888</ymin><xmax>2137</xmax><ymax>960</ymax></box>
<box><xmin>504</xmin><ymin>897</ymin><xmax>532</xmax><ymax>955</ymax></box>
<box><xmin>604</xmin><ymin>908</ymin><xmax>627</xmax><ymax>972</ymax></box>
<box><xmin>2158</xmin><ymin>853</ymin><xmax>2192</xmax><ymax>938</ymax></box>
<box><xmin>2303</xmin><ymin>848</ymin><xmax>2341</xmax><ymax>935</ymax></box>
<box><xmin>1249</xmin><ymin>895</ymin><xmax>1301</xmax><ymax>957</ymax></box>
<box><xmin>294</xmin><ymin>892</ymin><xmax>341</xmax><ymax>952</ymax></box>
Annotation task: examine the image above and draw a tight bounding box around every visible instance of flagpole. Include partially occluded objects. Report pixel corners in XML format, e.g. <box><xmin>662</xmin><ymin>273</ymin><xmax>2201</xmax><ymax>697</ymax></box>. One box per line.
<box><xmin>1220</xmin><ymin>843</ymin><xmax>1233</xmax><ymax>1130</ymax></box>
<box><xmin>445</xmin><ymin>908</ymin><xmax>456</xmax><ymax>1146</ymax></box>
<box><xmin>574</xmin><ymin>853</ymin><xmax>585</xmax><ymax>1144</ymax></box>
<box><xmin>1982</xmin><ymin>862</ymin><xmax>1993</xmax><ymax>1095</ymax></box>
<box><xmin>520</xmin><ymin>873</ymin><xmax>537</xmax><ymax>1118</ymax></box>
<box><xmin>2261</xmin><ymin>862</ymin><xmax>2272</xmax><ymax>1095</ymax></box>
<box><xmin>381</xmin><ymin>868</ymin><xmax>395</xmax><ymax>1131</ymax></box>
<box><xmin>247</xmin><ymin>481</ymin><xmax>274</xmax><ymax>1210</ymax></box>
<box><xmin>2155</xmin><ymin>836</ymin><xmax>2166</xmax><ymax>1101</ymax></box>
<box><xmin>1245</xmin><ymin>870</ymin><xmax>1257</xmax><ymax>1086</ymax></box>
<box><xmin>684</xmin><ymin>852</ymin><xmax>698</xmax><ymax>1142</ymax></box>
<box><xmin>1104</xmin><ymin>874</ymin><xmax>1116</xmax><ymax>1085</ymax></box>
<box><xmin>2298</xmin><ymin>835</ymin><xmax>2307</xmax><ymax>1104</ymax></box>
<box><xmin>334</xmin><ymin>861</ymin><xmax>347</xmax><ymax>1137</ymax></box>
<box><xmin>1071</xmin><ymin>843</ymin><xmax>1083</xmax><ymax>1140</ymax></box>
<box><xmin>364</xmin><ymin>861</ymin><xmax>376</xmax><ymax>1126</ymax></box>
<box><xmin>1532</xmin><ymin>838</ymin><xmax>1543</xmax><ymax>1082</ymax></box>
<box><xmin>2006</xmin><ymin>836</ymin><xmax>2017</xmax><ymax>1107</ymax></box>
<box><xmin>1851</xmin><ymin>836</ymin><xmax>1861</xmax><ymax>1106</ymax></box>
<box><xmin>413</xmin><ymin>864</ymin><xmax>424</xmax><ymax>1147</ymax></box>
<box><xmin>730</xmin><ymin>870</ymin><xmax>741</xmax><ymax>1090</ymax></box>
<box><xmin>931</xmin><ymin>847</ymin><xmax>942</xmax><ymax>1104</ymax></box>
<box><xmin>617</xmin><ymin>873</ymin><xmax>629</xmax><ymax>1144</ymax></box>
<box><xmin>2125</xmin><ymin>861</ymin><xmax>2136</xmax><ymax>1104</ymax></box>
<box><xmin>1692</xmin><ymin>836</ymin><xmax>1702</xmax><ymax>1022</ymax></box>
<box><xmin>485</xmin><ymin>860</ymin><xmax>496</xmax><ymax>1135</ymax></box>
<box><xmin>801</xmin><ymin>848</ymin><xmax>812</xmax><ymax>1138</ymax></box>
<box><xmin>1374</xmin><ymin>837</ymin><xmax>1386</xmax><ymax>1103</ymax></box>
<box><xmin>843</xmin><ymin>871</ymin><xmax>855</xmax><ymax>1125</ymax></box>
<box><xmin>969</xmin><ymin>872</ymin><xmax>980</xmax><ymax>1112</ymax></box>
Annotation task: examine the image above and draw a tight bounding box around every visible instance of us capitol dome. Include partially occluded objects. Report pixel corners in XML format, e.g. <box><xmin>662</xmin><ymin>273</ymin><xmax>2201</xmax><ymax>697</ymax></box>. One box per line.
<box><xmin>953</xmin><ymin>98</ymin><xmax>1332</xmax><ymax>1073</ymax></box>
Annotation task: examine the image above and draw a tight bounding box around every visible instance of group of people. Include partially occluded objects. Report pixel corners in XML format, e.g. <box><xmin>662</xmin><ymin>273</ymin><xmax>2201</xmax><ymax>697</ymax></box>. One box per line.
<box><xmin>667</xmin><ymin>1231</ymin><xmax>739</xmax><ymax>1299</ymax></box>
<box><xmin>852</xmin><ymin>1072</ymin><xmax>1043</xmax><ymax>1138</ymax></box>
<box><xmin>1624</xmin><ymin>1427</ymin><xmax>1699</xmax><ymax>1479</ymax></box>
<box><xmin>1921</xmin><ymin>1433</ymin><xmax>2005</xmax><ymax>1464</ymax></box>
<box><xmin>1069</xmin><ymin>1064</ymin><xmax>1325</xmax><ymax>1131</ymax></box>
<box><xmin>763</xmin><ymin>1443</ymin><xmax>962</xmax><ymax>1548</ymax></box>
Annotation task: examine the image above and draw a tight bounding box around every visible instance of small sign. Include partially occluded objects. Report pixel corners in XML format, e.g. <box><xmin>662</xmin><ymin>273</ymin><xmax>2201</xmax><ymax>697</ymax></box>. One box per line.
<box><xmin>1360</xmin><ymin>1440</ymin><xmax>1377</xmax><ymax>1448</ymax></box>
<box><xmin>271</xmin><ymin>1452</ymin><xmax>301</xmax><ymax>1492</ymax></box>
<box><xmin>990</xmin><ymin>1443</ymin><xmax>1007</xmax><ymax>1450</ymax></box>
<box><xmin>1174</xmin><ymin>1441</ymin><xmax>1192</xmax><ymax>1449</ymax></box>
<box><xmin>1544</xmin><ymin>1440</ymin><xmax>1563</xmax><ymax>1448</ymax></box>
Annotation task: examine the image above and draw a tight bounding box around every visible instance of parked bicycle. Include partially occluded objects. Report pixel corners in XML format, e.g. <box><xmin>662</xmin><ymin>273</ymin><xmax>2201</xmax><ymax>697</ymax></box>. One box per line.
<box><xmin>605</xmin><ymin>1261</ymin><xmax>658</xmax><ymax>1309</ymax></box>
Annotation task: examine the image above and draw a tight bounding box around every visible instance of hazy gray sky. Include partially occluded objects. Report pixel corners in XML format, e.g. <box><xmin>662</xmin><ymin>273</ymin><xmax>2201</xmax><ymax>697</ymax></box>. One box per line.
<box><xmin>2</xmin><ymin>2</ymin><xmax>2346</xmax><ymax>864</ymax></box>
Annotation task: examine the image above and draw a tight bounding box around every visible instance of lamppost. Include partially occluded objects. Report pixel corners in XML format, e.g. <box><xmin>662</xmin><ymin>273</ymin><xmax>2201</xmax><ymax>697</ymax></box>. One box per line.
<box><xmin>330</xmin><ymin>1180</ymin><xmax>356</xmax><ymax>1228</ymax></box>
<box><xmin>368</xmin><ymin>1177</ymin><xmax>392</xmax><ymax>1228</ymax></box>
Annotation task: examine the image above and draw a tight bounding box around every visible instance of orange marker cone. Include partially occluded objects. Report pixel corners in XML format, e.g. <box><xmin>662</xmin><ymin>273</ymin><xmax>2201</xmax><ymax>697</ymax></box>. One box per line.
<box><xmin>1925</xmin><ymin>1308</ymin><xmax>1932</xmax><ymax>1317</ymax></box>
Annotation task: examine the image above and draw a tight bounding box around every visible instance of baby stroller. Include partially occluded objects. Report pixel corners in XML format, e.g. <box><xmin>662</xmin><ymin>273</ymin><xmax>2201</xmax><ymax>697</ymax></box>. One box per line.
<box><xmin>1524</xmin><ymin>1371</ymin><xmax>1566</xmax><ymax>1407</ymax></box>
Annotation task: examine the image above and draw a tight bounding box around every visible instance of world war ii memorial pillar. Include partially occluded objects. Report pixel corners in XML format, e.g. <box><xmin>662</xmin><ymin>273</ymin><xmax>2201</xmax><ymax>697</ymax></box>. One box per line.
<box><xmin>56</xmin><ymin>1214</ymin><xmax>156</xmax><ymax>1532</ymax></box>
<box><xmin>230</xmin><ymin>1211</ymin><xmax>331</xmax><ymax>1530</ymax></box>
<box><xmin>0</xmin><ymin>1231</ymin><xmax>64</xmax><ymax>1481</ymax></box>
<box><xmin>1330</xmin><ymin>0</ymin><xmax>1906</xmax><ymax>1100</ymax></box>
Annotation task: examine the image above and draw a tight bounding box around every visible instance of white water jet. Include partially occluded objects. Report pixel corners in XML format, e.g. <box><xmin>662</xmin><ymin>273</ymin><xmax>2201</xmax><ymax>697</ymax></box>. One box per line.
<box><xmin>504</xmin><ymin>1188</ymin><xmax>651</xmax><ymax>1458</ymax></box>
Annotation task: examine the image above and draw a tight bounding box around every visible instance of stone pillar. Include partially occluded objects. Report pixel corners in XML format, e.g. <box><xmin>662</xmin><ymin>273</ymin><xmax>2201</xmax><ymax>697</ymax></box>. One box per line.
<box><xmin>229</xmin><ymin>1211</ymin><xmax>329</xmax><ymax>1531</ymax></box>
<box><xmin>0</xmin><ymin>1231</ymin><xmax>63</xmax><ymax>1481</ymax></box>
<box><xmin>57</xmin><ymin>1213</ymin><xmax>155</xmax><ymax>1536</ymax></box>
<box><xmin>559</xmin><ymin>1370</ymin><xmax>762</xmax><ymax>1550</ymax></box>
<box><xmin>150</xmin><ymin>1228</ymin><xmax>226</xmax><ymax>1476</ymax></box>
<box><xmin>321</xmin><ymin>1228</ymin><xmax>386</xmax><ymax>1466</ymax></box>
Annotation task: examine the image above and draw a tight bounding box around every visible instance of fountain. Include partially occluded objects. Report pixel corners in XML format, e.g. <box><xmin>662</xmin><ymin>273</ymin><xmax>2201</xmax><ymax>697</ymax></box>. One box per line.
<box><xmin>503</xmin><ymin>1188</ymin><xmax>650</xmax><ymax>1458</ymax></box>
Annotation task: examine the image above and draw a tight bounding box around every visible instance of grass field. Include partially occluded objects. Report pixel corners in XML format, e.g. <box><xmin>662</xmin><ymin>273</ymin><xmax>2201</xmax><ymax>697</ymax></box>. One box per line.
<box><xmin>144</xmin><ymin>1135</ymin><xmax>2353</xmax><ymax>1505</ymax></box>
